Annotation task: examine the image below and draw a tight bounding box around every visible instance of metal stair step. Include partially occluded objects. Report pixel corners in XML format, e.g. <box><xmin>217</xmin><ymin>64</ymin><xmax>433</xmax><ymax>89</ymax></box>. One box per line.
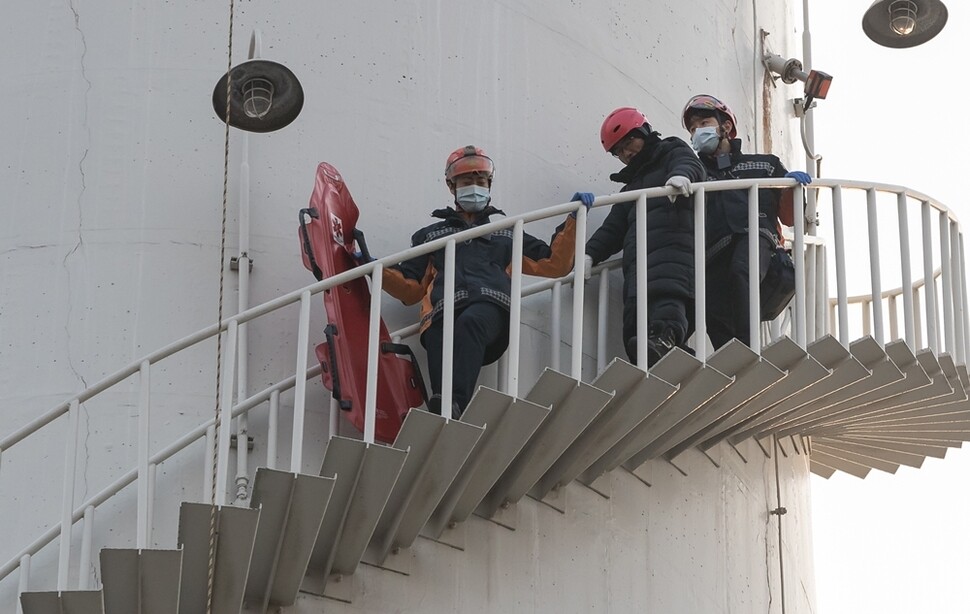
<box><xmin>424</xmin><ymin>387</ymin><xmax>550</xmax><ymax>538</ymax></box>
<box><xmin>789</xmin><ymin>346</ymin><xmax>937</xmax><ymax>432</ymax></box>
<box><xmin>177</xmin><ymin>503</ymin><xmax>260</xmax><ymax>614</ymax></box>
<box><xmin>577</xmin><ymin>348</ymin><xmax>728</xmax><ymax>481</ymax></box>
<box><xmin>305</xmin><ymin>436</ymin><xmax>407</xmax><ymax>591</ymax></box>
<box><xmin>810</xmin><ymin>450</ymin><xmax>873</xmax><ymax>479</ymax></box>
<box><xmin>694</xmin><ymin>337</ymin><xmax>828</xmax><ymax>451</ymax></box>
<box><xmin>838</xmin><ymin>351</ymin><xmax>954</xmax><ymax>415</ymax></box>
<box><xmin>101</xmin><ymin>548</ymin><xmax>181</xmax><ymax>614</ymax></box>
<box><xmin>365</xmin><ymin>409</ymin><xmax>484</xmax><ymax>565</ymax></box>
<box><xmin>653</xmin><ymin>339</ymin><xmax>785</xmax><ymax>461</ymax></box>
<box><xmin>768</xmin><ymin>338</ymin><xmax>906</xmax><ymax>438</ymax></box>
<box><xmin>786</xmin><ymin>342</ymin><xmax>930</xmax><ymax>431</ymax></box>
<box><xmin>812</xmin><ymin>437</ymin><xmax>926</xmax><ymax>469</ymax></box>
<box><xmin>619</xmin><ymin>349</ymin><xmax>735</xmax><ymax>470</ymax></box>
<box><xmin>21</xmin><ymin>591</ymin><xmax>104</xmax><ymax>614</ymax></box>
<box><xmin>533</xmin><ymin>359</ymin><xmax>677</xmax><ymax>497</ymax></box>
<box><xmin>725</xmin><ymin>335</ymin><xmax>868</xmax><ymax>445</ymax></box>
<box><xmin>811</xmin><ymin>442</ymin><xmax>901</xmax><ymax>474</ymax></box>
<box><xmin>480</xmin><ymin>369</ymin><xmax>614</xmax><ymax>516</ymax></box>
<box><xmin>245</xmin><ymin>468</ymin><xmax>336</xmax><ymax>610</ymax></box>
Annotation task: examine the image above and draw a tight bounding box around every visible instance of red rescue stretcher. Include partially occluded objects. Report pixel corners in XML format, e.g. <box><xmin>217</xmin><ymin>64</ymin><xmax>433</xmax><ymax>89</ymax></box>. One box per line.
<box><xmin>299</xmin><ymin>162</ymin><xmax>427</xmax><ymax>443</ymax></box>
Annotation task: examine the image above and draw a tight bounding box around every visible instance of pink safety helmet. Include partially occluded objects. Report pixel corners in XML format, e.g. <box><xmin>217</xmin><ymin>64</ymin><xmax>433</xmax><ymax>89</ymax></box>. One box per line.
<box><xmin>681</xmin><ymin>95</ymin><xmax>738</xmax><ymax>139</ymax></box>
<box><xmin>445</xmin><ymin>145</ymin><xmax>495</xmax><ymax>183</ymax></box>
<box><xmin>600</xmin><ymin>107</ymin><xmax>650</xmax><ymax>153</ymax></box>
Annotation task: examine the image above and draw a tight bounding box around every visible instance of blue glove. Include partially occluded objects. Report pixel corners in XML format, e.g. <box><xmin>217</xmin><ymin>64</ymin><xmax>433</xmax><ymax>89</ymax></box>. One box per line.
<box><xmin>785</xmin><ymin>171</ymin><xmax>812</xmax><ymax>185</ymax></box>
<box><xmin>351</xmin><ymin>251</ymin><xmax>375</xmax><ymax>265</ymax></box>
<box><xmin>570</xmin><ymin>192</ymin><xmax>595</xmax><ymax>218</ymax></box>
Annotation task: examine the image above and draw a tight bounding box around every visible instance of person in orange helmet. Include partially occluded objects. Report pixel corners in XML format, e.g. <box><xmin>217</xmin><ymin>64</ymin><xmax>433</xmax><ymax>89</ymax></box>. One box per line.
<box><xmin>381</xmin><ymin>146</ymin><xmax>589</xmax><ymax>417</ymax></box>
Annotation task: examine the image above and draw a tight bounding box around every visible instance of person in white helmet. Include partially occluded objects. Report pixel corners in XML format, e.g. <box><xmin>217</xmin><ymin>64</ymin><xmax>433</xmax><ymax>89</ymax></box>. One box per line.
<box><xmin>682</xmin><ymin>94</ymin><xmax>811</xmax><ymax>349</ymax></box>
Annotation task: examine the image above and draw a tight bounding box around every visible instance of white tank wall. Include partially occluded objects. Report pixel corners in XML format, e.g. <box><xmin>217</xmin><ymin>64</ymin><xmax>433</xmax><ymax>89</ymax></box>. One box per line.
<box><xmin>0</xmin><ymin>1</ymin><xmax>813</xmax><ymax>611</ymax></box>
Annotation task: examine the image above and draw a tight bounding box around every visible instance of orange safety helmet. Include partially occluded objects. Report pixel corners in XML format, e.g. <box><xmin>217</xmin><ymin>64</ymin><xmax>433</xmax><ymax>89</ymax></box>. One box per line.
<box><xmin>681</xmin><ymin>95</ymin><xmax>738</xmax><ymax>139</ymax></box>
<box><xmin>445</xmin><ymin>145</ymin><xmax>495</xmax><ymax>184</ymax></box>
<box><xmin>600</xmin><ymin>107</ymin><xmax>650</xmax><ymax>152</ymax></box>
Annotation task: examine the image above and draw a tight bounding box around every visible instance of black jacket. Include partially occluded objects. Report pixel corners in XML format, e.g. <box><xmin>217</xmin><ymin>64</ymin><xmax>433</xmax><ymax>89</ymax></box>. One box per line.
<box><xmin>701</xmin><ymin>139</ymin><xmax>788</xmax><ymax>257</ymax></box>
<box><xmin>383</xmin><ymin>205</ymin><xmax>577</xmax><ymax>333</ymax></box>
<box><xmin>585</xmin><ymin>134</ymin><xmax>705</xmax><ymax>301</ymax></box>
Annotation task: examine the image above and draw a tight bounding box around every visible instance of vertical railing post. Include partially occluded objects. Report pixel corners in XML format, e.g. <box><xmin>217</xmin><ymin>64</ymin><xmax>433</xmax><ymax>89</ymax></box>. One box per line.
<box><xmin>597</xmin><ymin>271</ymin><xmax>609</xmax><ymax>373</ymax></box>
<box><xmin>215</xmin><ymin>319</ymin><xmax>238</xmax><ymax>507</ymax></box>
<box><xmin>17</xmin><ymin>555</ymin><xmax>30</xmax><ymax>614</ymax></box>
<box><xmin>888</xmin><ymin>295</ymin><xmax>899</xmax><ymax>341</ymax></box>
<box><xmin>364</xmin><ymin>263</ymin><xmax>384</xmax><ymax>438</ymax></box>
<box><xmin>832</xmin><ymin>186</ymin><xmax>849</xmax><ymax>345</ymax></box>
<box><xmin>636</xmin><ymin>194</ymin><xmax>649</xmax><ymax>367</ymax></box>
<box><xmin>571</xmin><ymin>205</ymin><xmax>588</xmax><ymax>379</ymax></box>
<box><xmin>793</xmin><ymin>188</ymin><xmax>807</xmax><ymax>348</ymax></box>
<box><xmin>507</xmin><ymin>220</ymin><xmax>524</xmax><ymax>396</ymax></box>
<box><xmin>203</xmin><ymin>425</ymin><xmax>215</xmax><ymax>503</ymax></box>
<box><xmin>496</xmin><ymin>355</ymin><xmax>508</xmax><ymax>393</ymax></box>
<box><xmin>812</xmin><ymin>243</ymin><xmax>829</xmax><ymax>341</ymax></box>
<box><xmin>267</xmin><ymin>390</ymin><xmax>279</xmax><ymax>468</ymax></box>
<box><xmin>694</xmin><ymin>186</ymin><xmax>707</xmax><ymax>361</ymax></box>
<box><xmin>551</xmin><ymin>281</ymin><xmax>562</xmax><ymax>372</ymax></box>
<box><xmin>147</xmin><ymin>464</ymin><xmax>156</xmax><ymax>546</ymax></box>
<box><xmin>921</xmin><ymin>201</ymin><xmax>938</xmax><ymax>353</ymax></box>
<box><xmin>442</xmin><ymin>240</ymin><xmax>457</xmax><ymax>417</ymax></box>
<box><xmin>961</xmin><ymin>234</ymin><xmax>970</xmax><ymax>363</ymax></box>
<box><xmin>897</xmin><ymin>193</ymin><xmax>916</xmax><ymax>347</ymax></box>
<box><xmin>940</xmin><ymin>213</ymin><xmax>955</xmax><ymax>354</ymax></box>
<box><xmin>748</xmin><ymin>186</ymin><xmax>761</xmax><ymax>354</ymax></box>
<box><xmin>79</xmin><ymin>506</ymin><xmax>94</xmax><ymax>590</ymax></box>
<box><xmin>327</xmin><ymin>396</ymin><xmax>338</xmax><ymax>441</ymax></box>
<box><xmin>866</xmin><ymin>189</ymin><xmax>884</xmax><ymax>345</ymax></box>
<box><xmin>57</xmin><ymin>399</ymin><xmax>81</xmax><ymax>591</ymax></box>
<box><xmin>236</xmin><ymin>131</ymin><xmax>252</xmax><ymax>502</ymax></box>
<box><xmin>950</xmin><ymin>222</ymin><xmax>966</xmax><ymax>365</ymax></box>
<box><xmin>291</xmin><ymin>291</ymin><xmax>311</xmax><ymax>468</ymax></box>
<box><xmin>137</xmin><ymin>360</ymin><xmax>151</xmax><ymax>549</ymax></box>
<box><xmin>862</xmin><ymin>300</ymin><xmax>872</xmax><ymax>337</ymax></box>
<box><xmin>914</xmin><ymin>286</ymin><xmax>923</xmax><ymax>350</ymax></box>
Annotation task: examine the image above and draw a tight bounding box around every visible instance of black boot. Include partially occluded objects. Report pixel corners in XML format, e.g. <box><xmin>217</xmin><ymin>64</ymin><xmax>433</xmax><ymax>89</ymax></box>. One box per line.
<box><xmin>647</xmin><ymin>326</ymin><xmax>678</xmax><ymax>367</ymax></box>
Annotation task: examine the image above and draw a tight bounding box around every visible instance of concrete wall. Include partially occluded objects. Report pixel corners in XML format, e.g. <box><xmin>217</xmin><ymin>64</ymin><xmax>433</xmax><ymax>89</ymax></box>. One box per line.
<box><xmin>292</xmin><ymin>438</ymin><xmax>816</xmax><ymax>614</ymax></box>
<box><xmin>0</xmin><ymin>1</ymin><xmax>814</xmax><ymax>611</ymax></box>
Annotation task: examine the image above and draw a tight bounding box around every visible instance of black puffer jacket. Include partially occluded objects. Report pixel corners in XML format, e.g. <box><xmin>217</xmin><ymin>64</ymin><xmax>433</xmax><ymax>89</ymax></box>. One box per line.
<box><xmin>702</xmin><ymin>139</ymin><xmax>788</xmax><ymax>258</ymax></box>
<box><xmin>383</xmin><ymin>205</ymin><xmax>576</xmax><ymax>333</ymax></box>
<box><xmin>585</xmin><ymin>134</ymin><xmax>705</xmax><ymax>301</ymax></box>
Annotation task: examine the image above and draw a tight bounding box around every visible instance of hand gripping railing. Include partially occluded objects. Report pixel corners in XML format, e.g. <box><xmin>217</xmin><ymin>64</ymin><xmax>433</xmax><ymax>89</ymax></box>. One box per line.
<box><xmin>1</xmin><ymin>177</ymin><xmax>967</xmax><ymax>609</ymax></box>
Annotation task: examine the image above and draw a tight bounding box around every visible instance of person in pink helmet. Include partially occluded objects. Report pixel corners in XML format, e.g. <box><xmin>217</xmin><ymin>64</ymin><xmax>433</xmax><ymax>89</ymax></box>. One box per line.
<box><xmin>583</xmin><ymin>107</ymin><xmax>705</xmax><ymax>367</ymax></box>
<box><xmin>682</xmin><ymin>94</ymin><xmax>811</xmax><ymax>349</ymax></box>
<box><xmin>380</xmin><ymin>146</ymin><xmax>587</xmax><ymax>417</ymax></box>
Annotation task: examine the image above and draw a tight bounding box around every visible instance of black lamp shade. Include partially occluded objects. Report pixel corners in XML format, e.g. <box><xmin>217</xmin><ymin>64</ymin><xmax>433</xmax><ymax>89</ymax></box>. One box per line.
<box><xmin>212</xmin><ymin>59</ymin><xmax>304</xmax><ymax>133</ymax></box>
<box><xmin>863</xmin><ymin>0</ymin><xmax>948</xmax><ymax>48</ymax></box>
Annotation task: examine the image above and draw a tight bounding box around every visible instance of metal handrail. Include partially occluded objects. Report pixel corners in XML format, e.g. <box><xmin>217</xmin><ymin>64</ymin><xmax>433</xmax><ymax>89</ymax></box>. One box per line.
<box><xmin>3</xmin><ymin>176</ymin><xmax>968</xmax><ymax>596</ymax></box>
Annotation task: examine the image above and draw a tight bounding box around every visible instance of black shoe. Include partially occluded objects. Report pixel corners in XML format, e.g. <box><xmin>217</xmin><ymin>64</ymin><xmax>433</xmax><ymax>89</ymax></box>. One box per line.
<box><xmin>647</xmin><ymin>327</ymin><xmax>678</xmax><ymax>367</ymax></box>
<box><xmin>625</xmin><ymin>336</ymin><xmax>638</xmax><ymax>364</ymax></box>
<box><xmin>426</xmin><ymin>394</ymin><xmax>461</xmax><ymax>419</ymax></box>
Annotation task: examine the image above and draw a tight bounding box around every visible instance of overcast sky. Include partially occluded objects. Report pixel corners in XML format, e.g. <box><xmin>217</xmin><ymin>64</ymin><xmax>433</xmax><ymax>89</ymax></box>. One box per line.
<box><xmin>806</xmin><ymin>2</ymin><xmax>970</xmax><ymax>613</ymax></box>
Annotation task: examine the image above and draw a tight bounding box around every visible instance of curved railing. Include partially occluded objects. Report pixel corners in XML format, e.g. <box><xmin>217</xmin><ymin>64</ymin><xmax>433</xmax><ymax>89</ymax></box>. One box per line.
<box><xmin>1</xmin><ymin>176</ymin><xmax>967</xmax><ymax>607</ymax></box>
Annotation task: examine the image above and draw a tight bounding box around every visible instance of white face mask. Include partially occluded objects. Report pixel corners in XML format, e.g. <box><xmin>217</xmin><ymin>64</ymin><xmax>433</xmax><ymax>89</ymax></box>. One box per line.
<box><xmin>455</xmin><ymin>185</ymin><xmax>490</xmax><ymax>212</ymax></box>
<box><xmin>691</xmin><ymin>126</ymin><xmax>721</xmax><ymax>155</ymax></box>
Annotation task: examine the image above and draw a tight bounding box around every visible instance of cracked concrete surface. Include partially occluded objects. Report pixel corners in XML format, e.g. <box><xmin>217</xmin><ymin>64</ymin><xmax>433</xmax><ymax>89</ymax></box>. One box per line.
<box><xmin>64</xmin><ymin>0</ymin><xmax>94</xmax><ymax>519</ymax></box>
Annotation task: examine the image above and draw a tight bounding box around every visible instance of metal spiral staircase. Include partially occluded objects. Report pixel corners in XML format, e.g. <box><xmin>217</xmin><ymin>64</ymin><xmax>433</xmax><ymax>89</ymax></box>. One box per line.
<box><xmin>5</xmin><ymin>179</ymin><xmax>969</xmax><ymax>613</ymax></box>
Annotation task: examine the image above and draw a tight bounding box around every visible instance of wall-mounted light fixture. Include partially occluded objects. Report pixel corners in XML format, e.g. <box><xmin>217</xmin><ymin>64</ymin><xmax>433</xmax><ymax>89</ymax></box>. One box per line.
<box><xmin>212</xmin><ymin>32</ymin><xmax>304</xmax><ymax>133</ymax></box>
<box><xmin>862</xmin><ymin>0</ymin><xmax>948</xmax><ymax>48</ymax></box>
